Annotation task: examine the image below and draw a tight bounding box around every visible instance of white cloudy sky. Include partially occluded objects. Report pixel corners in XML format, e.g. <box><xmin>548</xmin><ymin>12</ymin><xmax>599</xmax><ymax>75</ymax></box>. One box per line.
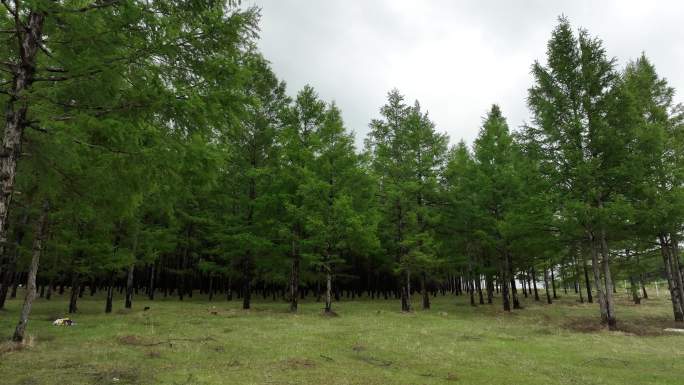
<box><xmin>245</xmin><ymin>0</ymin><xmax>684</xmax><ymax>147</ymax></box>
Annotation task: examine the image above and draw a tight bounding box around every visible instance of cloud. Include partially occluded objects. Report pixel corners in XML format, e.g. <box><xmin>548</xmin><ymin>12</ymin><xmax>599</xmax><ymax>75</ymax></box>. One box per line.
<box><xmin>247</xmin><ymin>0</ymin><xmax>684</xmax><ymax>148</ymax></box>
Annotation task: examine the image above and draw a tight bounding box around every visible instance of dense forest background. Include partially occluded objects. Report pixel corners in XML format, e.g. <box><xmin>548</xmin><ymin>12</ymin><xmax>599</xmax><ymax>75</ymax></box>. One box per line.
<box><xmin>2</xmin><ymin>1</ymin><xmax>684</xmax><ymax>343</ymax></box>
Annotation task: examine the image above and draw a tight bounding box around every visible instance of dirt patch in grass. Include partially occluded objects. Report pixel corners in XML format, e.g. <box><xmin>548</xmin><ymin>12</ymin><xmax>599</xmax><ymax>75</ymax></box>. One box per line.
<box><xmin>321</xmin><ymin>310</ymin><xmax>339</xmax><ymax>317</ymax></box>
<box><xmin>563</xmin><ymin>316</ymin><xmax>681</xmax><ymax>336</ymax></box>
<box><xmin>352</xmin><ymin>343</ymin><xmax>366</xmax><ymax>352</ymax></box>
<box><xmin>281</xmin><ymin>358</ymin><xmax>317</xmax><ymax>369</ymax></box>
<box><xmin>146</xmin><ymin>350</ymin><xmax>161</xmax><ymax>359</ymax></box>
<box><xmin>118</xmin><ymin>335</ymin><xmax>150</xmax><ymax>346</ymax></box>
<box><xmin>0</xmin><ymin>336</ymin><xmax>34</xmax><ymax>355</ymax></box>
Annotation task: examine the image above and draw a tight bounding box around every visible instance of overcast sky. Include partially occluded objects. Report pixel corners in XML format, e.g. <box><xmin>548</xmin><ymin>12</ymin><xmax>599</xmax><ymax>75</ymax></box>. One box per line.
<box><xmin>245</xmin><ymin>0</ymin><xmax>684</xmax><ymax>147</ymax></box>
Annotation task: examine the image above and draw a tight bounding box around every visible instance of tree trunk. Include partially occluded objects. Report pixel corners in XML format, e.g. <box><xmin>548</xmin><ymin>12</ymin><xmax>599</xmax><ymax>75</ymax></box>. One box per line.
<box><xmin>476</xmin><ymin>276</ymin><xmax>484</xmax><ymax>305</ymax></box>
<box><xmin>659</xmin><ymin>235</ymin><xmax>684</xmax><ymax>321</ymax></box>
<box><xmin>242</xmin><ymin>252</ymin><xmax>252</xmax><ymax>310</ymax></box>
<box><xmin>531</xmin><ymin>268</ymin><xmax>540</xmax><ymax>301</ymax></box>
<box><xmin>289</xmin><ymin>237</ymin><xmax>300</xmax><ymax>312</ymax></box>
<box><xmin>105</xmin><ymin>283</ymin><xmax>114</xmax><ymax>313</ymax></box>
<box><xmin>543</xmin><ymin>267</ymin><xmax>552</xmax><ymax>305</ymax></box>
<box><xmin>421</xmin><ymin>272</ymin><xmax>430</xmax><ymax>310</ymax></box>
<box><xmin>148</xmin><ymin>263</ymin><xmax>156</xmax><ymax>300</ymax></box>
<box><xmin>573</xmin><ymin>254</ymin><xmax>584</xmax><ymax>303</ymax></box>
<box><xmin>401</xmin><ymin>268</ymin><xmax>412</xmax><ymax>312</ymax></box>
<box><xmin>670</xmin><ymin>234</ymin><xmax>684</xmax><ymax>312</ymax></box>
<box><xmin>589</xmin><ymin>233</ymin><xmax>608</xmax><ymax>324</ymax></box>
<box><xmin>599</xmin><ymin>229</ymin><xmax>616</xmax><ymax>329</ymax></box>
<box><xmin>0</xmin><ymin>11</ymin><xmax>45</xmax><ymax>261</ymax></box>
<box><xmin>510</xmin><ymin>276</ymin><xmax>521</xmax><ymax>309</ymax></box>
<box><xmin>550</xmin><ymin>267</ymin><xmax>558</xmax><ymax>299</ymax></box>
<box><xmin>69</xmin><ymin>274</ymin><xmax>79</xmax><ymax>314</ymax></box>
<box><xmin>582</xmin><ymin>253</ymin><xmax>593</xmax><ymax>303</ymax></box>
<box><xmin>208</xmin><ymin>274</ymin><xmax>214</xmax><ymax>301</ymax></box>
<box><xmin>324</xmin><ymin>268</ymin><xmax>332</xmax><ymax>313</ymax></box>
<box><xmin>501</xmin><ymin>258</ymin><xmax>511</xmax><ymax>312</ymax></box>
<box><xmin>486</xmin><ymin>275</ymin><xmax>493</xmax><ymax>304</ymax></box>
<box><xmin>12</xmin><ymin>200</ymin><xmax>49</xmax><ymax>342</ymax></box>
<box><xmin>125</xmin><ymin>264</ymin><xmax>134</xmax><ymax>309</ymax></box>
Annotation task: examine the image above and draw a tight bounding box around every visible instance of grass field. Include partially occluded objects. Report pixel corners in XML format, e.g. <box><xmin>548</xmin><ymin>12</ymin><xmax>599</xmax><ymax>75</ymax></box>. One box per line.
<box><xmin>1</xmin><ymin>289</ymin><xmax>683</xmax><ymax>385</ymax></box>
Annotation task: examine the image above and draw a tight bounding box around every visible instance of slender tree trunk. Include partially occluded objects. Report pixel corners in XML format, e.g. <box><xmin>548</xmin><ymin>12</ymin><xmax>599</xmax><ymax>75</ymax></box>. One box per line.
<box><xmin>289</xmin><ymin>237</ymin><xmax>300</xmax><ymax>312</ymax></box>
<box><xmin>401</xmin><ymin>268</ymin><xmax>412</xmax><ymax>312</ymax></box>
<box><xmin>660</xmin><ymin>235</ymin><xmax>684</xmax><ymax>321</ymax></box>
<box><xmin>550</xmin><ymin>267</ymin><xmax>558</xmax><ymax>299</ymax></box>
<box><xmin>510</xmin><ymin>276</ymin><xmax>521</xmax><ymax>309</ymax></box>
<box><xmin>324</xmin><ymin>268</ymin><xmax>332</xmax><ymax>313</ymax></box>
<box><xmin>105</xmin><ymin>272</ymin><xmax>114</xmax><ymax>314</ymax></box>
<box><xmin>69</xmin><ymin>274</ymin><xmax>79</xmax><ymax>314</ymax></box>
<box><xmin>573</xmin><ymin>253</ymin><xmax>584</xmax><ymax>303</ymax></box>
<box><xmin>582</xmin><ymin>253</ymin><xmax>593</xmax><ymax>303</ymax></box>
<box><xmin>670</xmin><ymin>234</ymin><xmax>684</xmax><ymax>312</ymax></box>
<box><xmin>543</xmin><ymin>266</ymin><xmax>552</xmax><ymax>305</ymax></box>
<box><xmin>12</xmin><ymin>200</ymin><xmax>48</xmax><ymax>342</ymax></box>
<box><xmin>531</xmin><ymin>267</ymin><xmax>540</xmax><ymax>301</ymax></box>
<box><xmin>486</xmin><ymin>275</ymin><xmax>493</xmax><ymax>304</ymax></box>
<box><xmin>148</xmin><ymin>263</ymin><xmax>156</xmax><ymax>300</ymax></box>
<box><xmin>501</xmin><ymin>258</ymin><xmax>511</xmax><ymax>311</ymax></box>
<box><xmin>0</xmin><ymin>11</ymin><xmax>45</xmax><ymax>260</ymax></box>
<box><xmin>589</xmin><ymin>233</ymin><xmax>608</xmax><ymax>324</ymax></box>
<box><xmin>476</xmin><ymin>276</ymin><xmax>484</xmax><ymax>305</ymax></box>
<box><xmin>243</xmin><ymin>251</ymin><xmax>252</xmax><ymax>310</ymax></box>
<box><xmin>421</xmin><ymin>272</ymin><xmax>430</xmax><ymax>310</ymax></box>
<box><xmin>226</xmin><ymin>276</ymin><xmax>232</xmax><ymax>301</ymax></box>
<box><xmin>599</xmin><ymin>228</ymin><xmax>617</xmax><ymax>330</ymax></box>
<box><xmin>125</xmin><ymin>264</ymin><xmax>134</xmax><ymax>309</ymax></box>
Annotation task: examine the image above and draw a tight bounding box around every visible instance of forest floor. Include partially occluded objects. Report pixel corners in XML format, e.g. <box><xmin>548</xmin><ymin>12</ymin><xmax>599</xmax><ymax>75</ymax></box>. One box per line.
<box><xmin>0</xmin><ymin>289</ymin><xmax>683</xmax><ymax>385</ymax></box>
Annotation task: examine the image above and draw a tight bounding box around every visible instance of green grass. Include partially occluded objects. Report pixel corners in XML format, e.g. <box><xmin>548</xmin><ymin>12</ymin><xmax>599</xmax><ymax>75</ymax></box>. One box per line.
<box><xmin>1</xmin><ymin>289</ymin><xmax>683</xmax><ymax>385</ymax></box>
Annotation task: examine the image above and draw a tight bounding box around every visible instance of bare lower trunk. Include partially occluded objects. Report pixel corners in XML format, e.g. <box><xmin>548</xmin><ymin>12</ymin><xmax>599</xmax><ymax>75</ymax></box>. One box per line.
<box><xmin>486</xmin><ymin>275</ymin><xmax>493</xmax><ymax>304</ymax></box>
<box><xmin>12</xmin><ymin>201</ymin><xmax>49</xmax><ymax>342</ymax></box>
<box><xmin>324</xmin><ymin>269</ymin><xmax>332</xmax><ymax>313</ymax></box>
<box><xmin>589</xmin><ymin>233</ymin><xmax>608</xmax><ymax>324</ymax></box>
<box><xmin>582</xmin><ymin>254</ymin><xmax>593</xmax><ymax>303</ymax></box>
<box><xmin>105</xmin><ymin>284</ymin><xmax>114</xmax><ymax>313</ymax></box>
<box><xmin>531</xmin><ymin>267</ymin><xmax>540</xmax><ymax>301</ymax></box>
<box><xmin>148</xmin><ymin>263</ymin><xmax>156</xmax><ymax>300</ymax></box>
<box><xmin>501</xmin><ymin>258</ymin><xmax>510</xmax><ymax>311</ymax></box>
<box><xmin>476</xmin><ymin>276</ymin><xmax>484</xmax><ymax>305</ymax></box>
<box><xmin>69</xmin><ymin>274</ymin><xmax>79</xmax><ymax>314</ymax></box>
<box><xmin>289</xmin><ymin>238</ymin><xmax>300</xmax><ymax>312</ymax></box>
<box><xmin>573</xmin><ymin>252</ymin><xmax>584</xmax><ymax>303</ymax></box>
<box><xmin>401</xmin><ymin>269</ymin><xmax>412</xmax><ymax>312</ymax></box>
<box><xmin>670</xmin><ymin>235</ymin><xmax>684</xmax><ymax>312</ymax></box>
<box><xmin>125</xmin><ymin>265</ymin><xmax>134</xmax><ymax>309</ymax></box>
<box><xmin>600</xmin><ymin>229</ymin><xmax>617</xmax><ymax>330</ymax></box>
<box><xmin>421</xmin><ymin>272</ymin><xmax>430</xmax><ymax>310</ymax></box>
<box><xmin>543</xmin><ymin>267</ymin><xmax>552</xmax><ymax>304</ymax></box>
<box><xmin>660</xmin><ymin>235</ymin><xmax>684</xmax><ymax>321</ymax></box>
